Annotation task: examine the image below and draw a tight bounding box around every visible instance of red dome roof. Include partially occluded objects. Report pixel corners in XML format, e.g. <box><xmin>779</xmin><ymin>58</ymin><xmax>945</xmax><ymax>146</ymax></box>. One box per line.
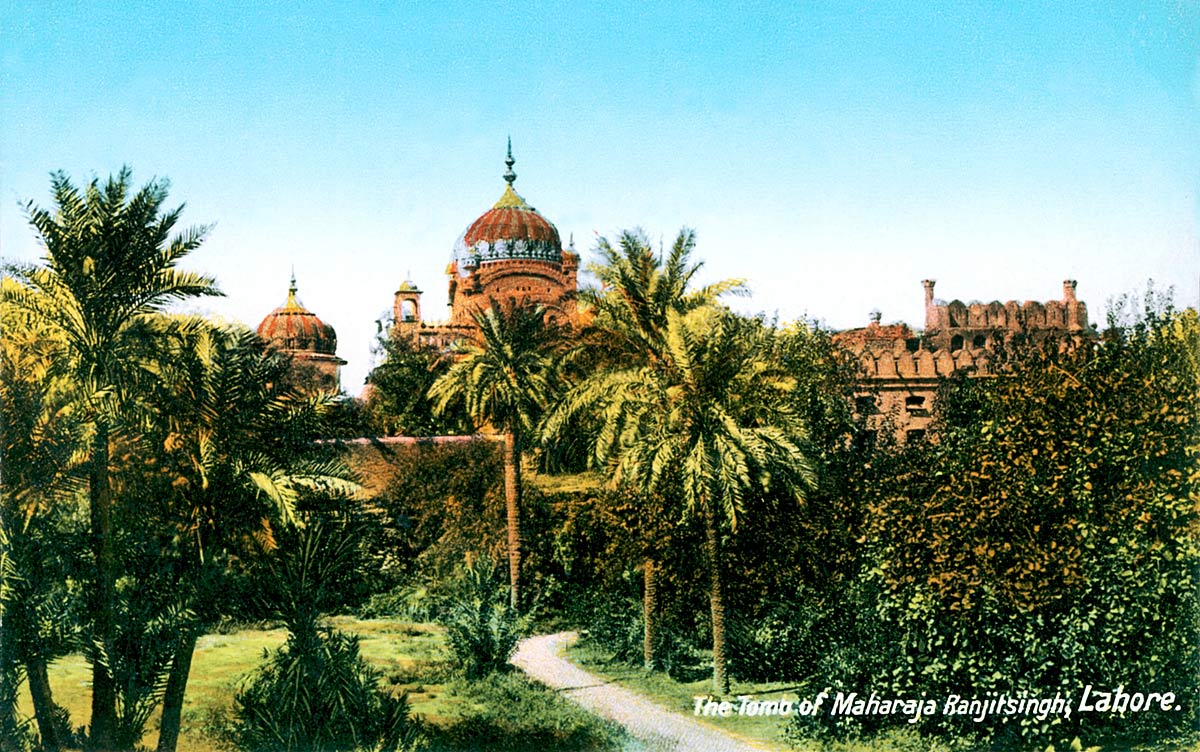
<box><xmin>256</xmin><ymin>278</ymin><xmax>338</xmax><ymax>356</ymax></box>
<box><xmin>451</xmin><ymin>146</ymin><xmax>562</xmax><ymax>269</ymax></box>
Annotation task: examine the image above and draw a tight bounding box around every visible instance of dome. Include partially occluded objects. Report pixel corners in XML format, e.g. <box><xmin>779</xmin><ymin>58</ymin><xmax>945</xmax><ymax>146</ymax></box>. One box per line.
<box><xmin>451</xmin><ymin>143</ymin><xmax>562</xmax><ymax>272</ymax></box>
<box><xmin>256</xmin><ymin>276</ymin><xmax>338</xmax><ymax>355</ymax></box>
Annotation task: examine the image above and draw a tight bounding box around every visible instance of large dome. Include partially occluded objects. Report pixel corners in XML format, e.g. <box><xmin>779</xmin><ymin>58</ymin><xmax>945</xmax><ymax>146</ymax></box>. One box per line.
<box><xmin>256</xmin><ymin>276</ymin><xmax>338</xmax><ymax>355</ymax></box>
<box><xmin>451</xmin><ymin>144</ymin><xmax>562</xmax><ymax>271</ymax></box>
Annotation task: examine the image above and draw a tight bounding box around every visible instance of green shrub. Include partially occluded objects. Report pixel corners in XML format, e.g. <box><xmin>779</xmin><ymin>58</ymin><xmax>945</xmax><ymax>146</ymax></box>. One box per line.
<box><xmin>440</xmin><ymin>558</ymin><xmax>526</xmax><ymax>679</ymax></box>
<box><xmin>790</xmin><ymin>302</ymin><xmax>1200</xmax><ymax>750</ymax></box>
<box><xmin>427</xmin><ymin>672</ymin><xmax>625</xmax><ymax>751</ymax></box>
<box><xmin>224</xmin><ymin>625</ymin><xmax>424</xmax><ymax>752</ymax></box>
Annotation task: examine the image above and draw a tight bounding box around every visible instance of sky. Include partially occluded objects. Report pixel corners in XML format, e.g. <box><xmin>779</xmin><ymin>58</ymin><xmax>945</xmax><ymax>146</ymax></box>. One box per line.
<box><xmin>2</xmin><ymin>1</ymin><xmax>1197</xmax><ymax>393</ymax></box>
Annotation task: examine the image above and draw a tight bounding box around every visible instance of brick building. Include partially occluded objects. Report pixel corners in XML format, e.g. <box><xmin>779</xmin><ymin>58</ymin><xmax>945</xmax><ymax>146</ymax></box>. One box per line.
<box><xmin>391</xmin><ymin>142</ymin><xmax>580</xmax><ymax>349</ymax></box>
<box><xmin>834</xmin><ymin>279</ymin><xmax>1093</xmax><ymax>443</ymax></box>
<box><xmin>256</xmin><ymin>275</ymin><xmax>346</xmax><ymax>392</ymax></box>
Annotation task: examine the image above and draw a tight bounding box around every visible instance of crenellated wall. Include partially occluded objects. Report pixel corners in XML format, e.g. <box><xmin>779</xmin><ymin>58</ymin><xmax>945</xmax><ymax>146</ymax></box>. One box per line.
<box><xmin>839</xmin><ymin>279</ymin><xmax>1094</xmax><ymax>444</ymax></box>
<box><xmin>923</xmin><ymin>279</ymin><xmax>1089</xmax><ymax>349</ymax></box>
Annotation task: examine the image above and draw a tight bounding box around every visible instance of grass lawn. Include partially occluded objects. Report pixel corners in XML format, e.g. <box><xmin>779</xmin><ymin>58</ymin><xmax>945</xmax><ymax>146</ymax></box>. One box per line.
<box><xmin>17</xmin><ymin>616</ymin><xmax>625</xmax><ymax>752</ymax></box>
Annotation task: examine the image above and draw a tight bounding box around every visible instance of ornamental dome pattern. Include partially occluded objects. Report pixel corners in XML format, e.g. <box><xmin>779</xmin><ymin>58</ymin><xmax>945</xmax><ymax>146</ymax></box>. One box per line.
<box><xmin>256</xmin><ymin>277</ymin><xmax>339</xmax><ymax>355</ymax></box>
<box><xmin>450</xmin><ymin>143</ymin><xmax>562</xmax><ymax>272</ymax></box>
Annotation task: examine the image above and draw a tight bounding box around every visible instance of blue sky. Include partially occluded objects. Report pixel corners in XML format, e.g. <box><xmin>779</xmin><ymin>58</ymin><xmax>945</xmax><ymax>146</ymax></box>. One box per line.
<box><xmin>3</xmin><ymin>1</ymin><xmax>1197</xmax><ymax>393</ymax></box>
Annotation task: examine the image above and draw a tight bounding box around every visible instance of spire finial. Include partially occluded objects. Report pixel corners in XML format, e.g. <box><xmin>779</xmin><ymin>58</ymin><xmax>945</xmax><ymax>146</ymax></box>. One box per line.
<box><xmin>286</xmin><ymin>267</ymin><xmax>300</xmax><ymax>308</ymax></box>
<box><xmin>503</xmin><ymin>137</ymin><xmax>516</xmax><ymax>186</ymax></box>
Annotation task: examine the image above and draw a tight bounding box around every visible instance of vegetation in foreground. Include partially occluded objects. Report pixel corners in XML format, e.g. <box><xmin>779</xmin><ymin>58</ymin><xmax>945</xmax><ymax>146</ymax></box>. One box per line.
<box><xmin>15</xmin><ymin>617</ymin><xmax>624</xmax><ymax>752</ymax></box>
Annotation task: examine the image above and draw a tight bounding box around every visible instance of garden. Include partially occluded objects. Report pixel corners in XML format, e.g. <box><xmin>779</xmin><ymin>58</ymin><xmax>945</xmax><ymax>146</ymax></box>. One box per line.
<box><xmin>2</xmin><ymin>169</ymin><xmax>1196</xmax><ymax>752</ymax></box>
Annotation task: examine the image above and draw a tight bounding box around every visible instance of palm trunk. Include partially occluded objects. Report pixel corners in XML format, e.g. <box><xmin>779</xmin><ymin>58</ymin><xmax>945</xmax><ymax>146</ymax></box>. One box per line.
<box><xmin>702</xmin><ymin>497</ymin><xmax>729</xmax><ymax>694</ymax></box>
<box><xmin>643</xmin><ymin>557</ymin><xmax>659</xmax><ymax>670</ymax></box>
<box><xmin>26</xmin><ymin>656</ymin><xmax>64</xmax><ymax>752</ymax></box>
<box><xmin>0</xmin><ymin>615</ymin><xmax>20</xmax><ymax>752</ymax></box>
<box><xmin>155</xmin><ymin>630</ymin><xmax>197</xmax><ymax>752</ymax></box>
<box><xmin>87</xmin><ymin>423</ymin><xmax>117</xmax><ymax>751</ymax></box>
<box><xmin>502</xmin><ymin>429</ymin><xmax>523</xmax><ymax>611</ymax></box>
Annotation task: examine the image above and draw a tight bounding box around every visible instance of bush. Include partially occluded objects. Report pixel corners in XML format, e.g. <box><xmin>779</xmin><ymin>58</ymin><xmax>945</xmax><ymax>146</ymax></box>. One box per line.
<box><xmin>791</xmin><ymin>301</ymin><xmax>1200</xmax><ymax>750</ymax></box>
<box><xmin>224</xmin><ymin>624</ymin><xmax>424</xmax><ymax>752</ymax></box>
<box><xmin>441</xmin><ymin>557</ymin><xmax>527</xmax><ymax>679</ymax></box>
<box><xmin>358</xmin><ymin>583</ymin><xmax>442</xmax><ymax>623</ymax></box>
<box><xmin>427</xmin><ymin>672</ymin><xmax>625</xmax><ymax>751</ymax></box>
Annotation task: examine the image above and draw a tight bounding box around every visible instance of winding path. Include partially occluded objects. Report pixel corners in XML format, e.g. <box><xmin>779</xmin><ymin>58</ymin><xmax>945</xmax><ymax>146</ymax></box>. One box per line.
<box><xmin>511</xmin><ymin>632</ymin><xmax>779</xmax><ymax>752</ymax></box>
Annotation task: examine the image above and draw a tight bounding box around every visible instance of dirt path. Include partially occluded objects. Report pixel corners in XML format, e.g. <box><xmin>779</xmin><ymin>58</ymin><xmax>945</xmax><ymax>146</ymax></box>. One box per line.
<box><xmin>511</xmin><ymin>632</ymin><xmax>779</xmax><ymax>752</ymax></box>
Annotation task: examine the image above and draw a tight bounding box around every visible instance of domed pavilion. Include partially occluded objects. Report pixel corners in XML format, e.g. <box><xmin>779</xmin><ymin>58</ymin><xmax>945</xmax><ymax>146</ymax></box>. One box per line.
<box><xmin>257</xmin><ymin>275</ymin><xmax>346</xmax><ymax>392</ymax></box>
<box><xmin>392</xmin><ymin>141</ymin><xmax>579</xmax><ymax>348</ymax></box>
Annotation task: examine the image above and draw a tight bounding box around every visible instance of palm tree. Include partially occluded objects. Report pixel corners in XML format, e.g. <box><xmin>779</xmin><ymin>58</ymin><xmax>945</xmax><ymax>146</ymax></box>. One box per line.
<box><xmin>145</xmin><ymin>320</ymin><xmax>358</xmax><ymax>752</ymax></box>
<box><xmin>578</xmin><ymin>228</ymin><xmax>744</xmax><ymax>366</ymax></box>
<box><xmin>0</xmin><ymin>278</ymin><xmax>87</xmax><ymax>752</ymax></box>
<box><xmin>428</xmin><ymin>302</ymin><xmax>559</xmax><ymax>610</ymax></box>
<box><xmin>562</xmin><ymin>228</ymin><xmax>744</xmax><ymax>669</ymax></box>
<box><xmin>549</xmin><ymin>306</ymin><xmax>814</xmax><ymax>692</ymax></box>
<box><xmin>9</xmin><ymin>168</ymin><xmax>220</xmax><ymax>750</ymax></box>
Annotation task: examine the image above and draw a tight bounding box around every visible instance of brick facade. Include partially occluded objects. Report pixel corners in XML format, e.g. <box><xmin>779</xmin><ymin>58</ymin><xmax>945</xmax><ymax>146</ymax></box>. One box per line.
<box><xmin>834</xmin><ymin>280</ymin><xmax>1094</xmax><ymax>444</ymax></box>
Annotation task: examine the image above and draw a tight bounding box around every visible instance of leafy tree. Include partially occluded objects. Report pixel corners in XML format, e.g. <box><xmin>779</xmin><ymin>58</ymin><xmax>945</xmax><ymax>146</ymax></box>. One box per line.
<box><xmin>0</xmin><ymin>277</ymin><xmax>89</xmax><ymax>751</ymax></box>
<box><xmin>839</xmin><ymin>295</ymin><xmax>1200</xmax><ymax>747</ymax></box>
<box><xmin>365</xmin><ymin>325</ymin><xmax>468</xmax><ymax>436</ymax></box>
<box><xmin>576</xmin><ymin>228</ymin><xmax>745</xmax><ymax>365</ymax></box>
<box><xmin>10</xmin><ymin>168</ymin><xmax>220</xmax><ymax>750</ymax></box>
<box><xmin>563</xmin><ymin>227</ymin><xmax>745</xmax><ymax>669</ymax></box>
<box><xmin>428</xmin><ymin>302</ymin><xmax>561</xmax><ymax>611</ymax></box>
<box><xmin>549</xmin><ymin>307</ymin><xmax>814</xmax><ymax>692</ymax></box>
<box><xmin>137</xmin><ymin>320</ymin><xmax>358</xmax><ymax>752</ymax></box>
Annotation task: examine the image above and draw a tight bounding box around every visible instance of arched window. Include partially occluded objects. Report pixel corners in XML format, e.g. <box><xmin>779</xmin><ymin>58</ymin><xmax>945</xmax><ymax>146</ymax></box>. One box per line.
<box><xmin>951</xmin><ymin>335</ymin><xmax>964</xmax><ymax>352</ymax></box>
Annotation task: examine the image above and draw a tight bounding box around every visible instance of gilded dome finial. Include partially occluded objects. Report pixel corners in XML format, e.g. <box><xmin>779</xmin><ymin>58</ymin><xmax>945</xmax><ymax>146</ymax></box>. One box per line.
<box><xmin>503</xmin><ymin>137</ymin><xmax>516</xmax><ymax>186</ymax></box>
<box><xmin>286</xmin><ymin>269</ymin><xmax>301</xmax><ymax>309</ymax></box>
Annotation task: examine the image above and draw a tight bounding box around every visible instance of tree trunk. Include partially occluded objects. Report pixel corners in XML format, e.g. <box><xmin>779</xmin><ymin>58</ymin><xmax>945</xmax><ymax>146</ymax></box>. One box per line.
<box><xmin>87</xmin><ymin>423</ymin><xmax>117</xmax><ymax>751</ymax></box>
<box><xmin>703</xmin><ymin>498</ymin><xmax>729</xmax><ymax>694</ymax></box>
<box><xmin>502</xmin><ymin>429</ymin><xmax>523</xmax><ymax>611</ymax></box>
<box><xmin>26</xmin><ymin>656</ymin><xmax>64</xmax><ymax>752</ymax></box>
<box><xmin>155</xmin><ymin>629</ymin><xmax>197</xmax><ymax>752</ymax></box>
<box><xmin>0</xmin><ymin>615</ymin><xmax>21</xmax><ymax>752</ymax></box>
<box><xmin>643</xmin><ymin>557</ymin><xmax>659</xmax><ymax>670</ymax></box>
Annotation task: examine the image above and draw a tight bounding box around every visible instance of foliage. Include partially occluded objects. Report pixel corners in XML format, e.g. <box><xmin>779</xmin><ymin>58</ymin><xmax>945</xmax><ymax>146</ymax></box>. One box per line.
<box><xmin>440</xmin><ymin>557</ymin><xmax>527</xmax><ymax>679</ymax></box>
<box><xmin>428</xmin><ymin>302</ymin><xmax>561</xmax><ymax>441</ymax></box>
<box><xmin>365</xmin><ymin>328</ymin><xmax>468</xmax><ymax>437</ymax></box>
<box><xmin>11</xmin><ymin>167</ymin><xmax>220</xmax><ymax>414</ymax></box>
<box><xmin>224</xmin><ymin>626</ymin><xmax>423</xmax><ymax>752</ymax></box>
<box><xmin>224</xmin><ymin>520</ymin><xmax>424</xmax><ymax>751</ymax></box>
<box><xmin>427</xmin><ymin>672</ymin><xmax>625</xmax><ymax>752</ymax></box>
<box><xmin>349</xmin><ymin>439</ymin><xmax>505</xmax><ymax>588</ymax></box>
<box><xmin>574</xmin><ymin>227</ymin><xmax>746</xmax><ymax>369</ymax></box>
<box><xmin>795</xmin><ymin>296</ymin><xmax>1200</xmax><ymax>748</ymax></box>
<box><xmin>549</xmin><ymin>306</ymin><xmax>815</xmax><ymax>691</ymax></box>
<box><xmin>0</xmin><ymin>276</ymin><xmax>92</xmax><ymax>750</ymax></box>
<box><xmin>9</xmin><ymin>166</ymin><xmax>221</xmax><ymax>749</ymax></box>
<box><xmin>104</xmin><ymin>583</ymin><xmax>186</xmax><ymax>749</ymax></box>
<box><xmin>429</xmin><ymin>301</ymin><xmax>563</xmax><ymax>610</ymax></box>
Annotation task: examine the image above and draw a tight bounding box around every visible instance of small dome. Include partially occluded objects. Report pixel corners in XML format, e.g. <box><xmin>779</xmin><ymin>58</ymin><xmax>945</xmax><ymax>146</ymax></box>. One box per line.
<box><xmin>451</xmin><ymin>143</ymin><xmax>562</xmax><ymax>271</ymax></box>
<box><xmin>257</xmin><ymin>276</ymin><xmax>338</xmax><ymax>355</ymax></box>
